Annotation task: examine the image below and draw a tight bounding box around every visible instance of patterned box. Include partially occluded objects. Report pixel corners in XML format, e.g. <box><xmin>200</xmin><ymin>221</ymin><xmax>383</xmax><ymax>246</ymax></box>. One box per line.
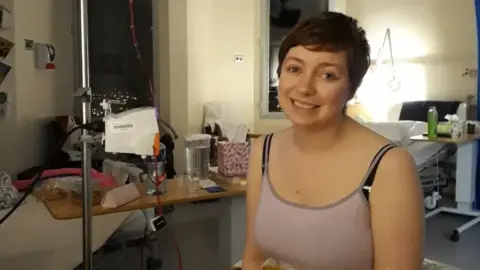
<box><xmin>217</xmin><ymin>141</ymin><xmax>250</xmax><ymax>177</ymax></box>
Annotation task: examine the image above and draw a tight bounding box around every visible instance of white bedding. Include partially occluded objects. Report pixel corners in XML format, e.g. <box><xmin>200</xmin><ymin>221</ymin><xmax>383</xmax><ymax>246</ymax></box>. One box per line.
<box><xmin>359</xmin><ymin>120</ymin><xmax>428</xmax><ymax>146</ymax></box>
<box><xmin>358</xmin><ymin>119</ymin><xmax>447</xmax><ymax>166</ymax></box>
<box><xmin>407</xmin><ymin>142</ymin><xmax>446</xmax><ymax>166</ymax></box>
<box><xmin>0</xmin><ymin>196</ymin><xmax>134</xmax><ymax>270</ymax></box>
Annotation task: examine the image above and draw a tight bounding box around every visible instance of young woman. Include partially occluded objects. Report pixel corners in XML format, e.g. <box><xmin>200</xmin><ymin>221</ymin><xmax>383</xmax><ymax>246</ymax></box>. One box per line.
<box><xmin>242</xmin><ymin>12</ymin><xmax>424</xmax><ymax>270</ymax></box>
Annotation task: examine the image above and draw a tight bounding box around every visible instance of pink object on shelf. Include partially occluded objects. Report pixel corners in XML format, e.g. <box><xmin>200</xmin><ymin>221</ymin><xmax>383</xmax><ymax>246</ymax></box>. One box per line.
<box><xmin>217</xmin><ymin>141</ymin><xmax>250</xmax><ymax>177</ymax></box>
<box><xmin>12</xmin><ymin>168</ymin><xmax>116</xmax><ymax>190</ymax></box>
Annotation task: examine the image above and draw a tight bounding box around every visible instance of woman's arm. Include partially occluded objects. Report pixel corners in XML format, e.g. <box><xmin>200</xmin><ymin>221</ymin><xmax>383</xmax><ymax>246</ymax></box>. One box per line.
<box><xmin>242</xmin><ymin>136</ymin><xmax>267</xmax><ymax>269</ymax></box>
<box><xmin>369</xmin><ymin>147</ymin><xmax>425</xmax><ymax>270</ymax></box>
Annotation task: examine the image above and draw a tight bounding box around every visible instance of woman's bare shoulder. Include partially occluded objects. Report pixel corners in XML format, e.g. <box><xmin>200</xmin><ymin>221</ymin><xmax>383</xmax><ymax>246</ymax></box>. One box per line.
<box><xmin>253</xmin><ymin>128</ymin><xmax>291</xmax><ymax>148</ymax></box>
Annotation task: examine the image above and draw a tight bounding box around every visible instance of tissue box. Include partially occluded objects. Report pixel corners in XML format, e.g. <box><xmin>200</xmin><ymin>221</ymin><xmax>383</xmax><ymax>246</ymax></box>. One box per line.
<box><xmin>217</xmin><ymin>141</ymin><xmax>249</xmax><ymax>177</ymax></box>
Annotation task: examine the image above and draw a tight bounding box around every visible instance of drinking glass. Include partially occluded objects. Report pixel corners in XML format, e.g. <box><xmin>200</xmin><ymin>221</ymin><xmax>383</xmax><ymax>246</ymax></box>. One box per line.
<box><xmin>146</xmin><ymin>161</ymin><xmax>167</xmax><ymax>195</ymax></box>
<box><xmin>184</xmin><ymin>169</ymin><xmax>200</xmax><ymax>193</ymax></box>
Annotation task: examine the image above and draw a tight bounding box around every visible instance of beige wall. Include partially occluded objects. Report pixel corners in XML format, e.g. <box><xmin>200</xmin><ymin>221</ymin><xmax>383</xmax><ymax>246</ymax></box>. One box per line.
<box><xmin>158</xmin><ymin>0</ymin><xmax>258</xmax><ymax>172</ymax></box>
<box><xmin>157</xmin><ymin>0</ymin><xmax>345</xmax><ymax>172</ymax></box>
<box><xmin>0</xmin><ymin>0</ymin><xmax>475</xmax><ymax>175</ymax></box>
<box><xmin>0</xmin><ymin>0</ymin><xmax>73</xmax><ymax>175</ymax></box>
<box><xmin>158</xmin><ymin>0</ymin><xmax>478</xmax><ymax>159</ymax></box>
<box><xmin>349</xmin><ymin>0</ymin><xmax>477</xmax><ymax>120</ymax></box>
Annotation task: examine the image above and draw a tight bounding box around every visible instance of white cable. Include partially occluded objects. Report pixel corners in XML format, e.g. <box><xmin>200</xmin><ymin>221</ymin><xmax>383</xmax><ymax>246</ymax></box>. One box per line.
<box><xmin>374</xmin><ymin>28</ymin><xmax>401</xmax><ymax>91</ymax></box>
<box><xmin>435</xmin><ymin>155</ymin><xmax>440</xmax><ymax>192</ymax></box>
<box><xmin>425</xmin><ymin>156</ymin><xmax>442</xmax><ymax>210</ymax></box>
<box><xmin>375</xmin><ymin>28</ymin><xmax>391</xmax><ymax>68</ymax></box>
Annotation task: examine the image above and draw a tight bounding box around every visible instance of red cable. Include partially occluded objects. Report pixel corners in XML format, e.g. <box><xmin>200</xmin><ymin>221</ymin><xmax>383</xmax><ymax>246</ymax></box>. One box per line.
<box><xmin>154</xmin><ymin>156</ymin><xmax>164</xmax><ymax>207</ymax></box>
<box><xmin>128</xmin><ymin>0</ymin><xmax>137</xmax><ymax>46</ymax></box>
<box><xmin>153</xmin><ymin>154</ymin><xmax>183</xmax><ymax>270</ymax></box>
<box><xmin>128</xmin><ymin>0</ymin><xmax>182</xmax><ymax>268</ymax></box>
<box><xmin>128</xmin><ymin>0</ymin><xmax>155</xmax><ymax>100</ymax></box>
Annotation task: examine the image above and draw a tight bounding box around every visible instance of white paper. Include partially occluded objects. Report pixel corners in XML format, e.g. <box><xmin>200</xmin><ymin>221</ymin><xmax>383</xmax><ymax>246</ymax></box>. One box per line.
<box><xmin>101</xmin><ymin>183</ymin><xmax>140</xmax><ymax>208</ymax></box>
<box><xmin>445</xmin><ymin>114</ymin><xmax>460</xmax><ymax>122</ymax></box>
<box><xmin>199</xmin><ymin>179</ymin><xmax>217</xmax><ymax>188</ymax></box>
<box><xmin>204</xmin><ymin>101</ymin><xmax>249</xmax><ymax>142</ymax></box>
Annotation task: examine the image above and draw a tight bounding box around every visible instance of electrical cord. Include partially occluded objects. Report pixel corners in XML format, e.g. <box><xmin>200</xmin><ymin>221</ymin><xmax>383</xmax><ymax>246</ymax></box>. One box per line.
<box><xmin>127</xmin><ymin>0</ymin><xmax>154</xmax><ymax>101</ymax></box>
<box><xmin>154</xmin><ymin>153</ymin><xmax>183</xmax><ymax>270</ymax></box>
<box><xmin>0</xmin><ymin>121</ymin><xmax>105</xmax><ymax>226</ymax></box>
<box><xmin>128</xmin><ymin>1</ymin><xmax>183</xmax><ymax>269</ymax></box>
<box><xmin>374</xmin><ymin>28</ymin><xmax>400</xmax><ymax>91</ymax></box>
<box><xmin>424</xmin><ymin>156</ymin><xmax>442</xmax><ymax>210</ymax></box>
<box><xmin>127</xmin><ymin>0</ymin><xmax>178</xmax><ymax>140</ymax></box>
<box><xmin>143</xmin><ymin>154</ymin><xmax>183</xmax><ymax>270</ymax></box>
<box><xmin>139</xmin><ymin>211</ymin><xmax>148</xmax><ymax>270</ymax></box>
<box><xmin>142</xmin><ymin>154</ymin><xmax>183</xmax><ymax>270</ymax></box>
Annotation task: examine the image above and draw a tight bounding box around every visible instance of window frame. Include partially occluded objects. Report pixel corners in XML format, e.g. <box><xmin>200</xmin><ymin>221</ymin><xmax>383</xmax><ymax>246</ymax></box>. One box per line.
<box><xmin>259</xmin><ymin>0</ymin><xmax>339</xmax><ymax>119</ymax></box>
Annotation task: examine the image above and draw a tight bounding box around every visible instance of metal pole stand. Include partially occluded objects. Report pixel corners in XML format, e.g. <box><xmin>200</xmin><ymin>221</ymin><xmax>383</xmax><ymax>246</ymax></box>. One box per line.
<box><xmin>76</xmin><ymin>0</ymin><xmax>93</xmax><ymax>269</ymax></box>
<box><xmin>74</xmin><ymin>87</ymin><xmax>94</xmax><ymax>270</ymax></box>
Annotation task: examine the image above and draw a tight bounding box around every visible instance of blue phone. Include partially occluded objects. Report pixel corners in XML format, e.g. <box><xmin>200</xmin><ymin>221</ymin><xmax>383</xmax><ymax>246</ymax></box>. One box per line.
<box><xmin>205</xmin><ymin>186</ymin><xmax>226</xmax><ymax>193</ymax></box>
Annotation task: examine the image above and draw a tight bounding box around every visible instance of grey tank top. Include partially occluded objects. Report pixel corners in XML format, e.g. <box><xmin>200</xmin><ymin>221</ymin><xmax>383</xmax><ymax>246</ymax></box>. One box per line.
<box><xmin>255</xmin><ymin>134</ymin><xmax>396</xmax><ymax>270</ymax></box>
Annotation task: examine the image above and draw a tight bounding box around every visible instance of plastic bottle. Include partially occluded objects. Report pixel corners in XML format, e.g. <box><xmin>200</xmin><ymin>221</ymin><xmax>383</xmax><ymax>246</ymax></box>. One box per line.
<box><xmin>427</xmin><ymin>106</ymin><xmax>438</xmax><ymax>139</ymax></box>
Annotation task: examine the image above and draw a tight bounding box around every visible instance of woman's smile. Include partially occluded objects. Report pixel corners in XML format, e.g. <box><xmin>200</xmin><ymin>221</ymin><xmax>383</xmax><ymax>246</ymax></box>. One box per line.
<box><xmin>291</xmin><ymin>99</ymin><xmax>320</xmax><ymax>110</ymax></box>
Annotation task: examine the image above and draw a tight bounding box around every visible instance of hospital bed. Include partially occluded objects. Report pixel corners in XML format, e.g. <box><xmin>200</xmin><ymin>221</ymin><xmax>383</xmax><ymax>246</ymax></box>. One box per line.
<box><xmin>361</xmin><ymin>100</ymin><xmax>480</xmax><ymax>241</ymax></box>
<box><xmin>360</xmin><ymin>100</ymin><xmax>467</xmax><ymax>193</ymax></box>
<box><xmin>410</xmin><ymin>141</ymin><xmax>455</xmax><ymax>191</ymax></box>
<box><xmin>0</xmin><ymin>195</ymin><xmax>134</xmax><ymax>270</ymax></box>
<box><xmin>393</xmin><ymin>100</ymin><xmax>466</xmax><ymax>192</ymax></box>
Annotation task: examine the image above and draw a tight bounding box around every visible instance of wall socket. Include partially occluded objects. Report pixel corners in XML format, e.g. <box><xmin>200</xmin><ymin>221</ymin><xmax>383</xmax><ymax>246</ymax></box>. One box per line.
<box><xmin>24</xmin><ymin>39</ymin><xmax>35</xmax><ymax>50</ymax></box>
<box><xmin>234</xmin><ymin>55</ymin><xmax>244</xmax><ymax>63</ymax></box>
<box><xmin>462</xmin><ymin>68</ymin><xmax>478</xmax><ymax>78</ymax></box>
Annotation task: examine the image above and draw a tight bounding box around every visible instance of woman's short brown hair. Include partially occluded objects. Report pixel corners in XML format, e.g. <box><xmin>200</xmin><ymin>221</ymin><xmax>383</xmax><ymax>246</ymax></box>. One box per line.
<box><xmin>277</xmin><ymin>12</ymin><xmax>370</xmax><ymax>98</ymax></box>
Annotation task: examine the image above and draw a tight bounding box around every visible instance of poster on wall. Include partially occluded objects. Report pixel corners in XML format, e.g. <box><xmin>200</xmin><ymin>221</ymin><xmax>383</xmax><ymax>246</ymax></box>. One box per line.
<box><xmin>0</xmin><ymin>61</ymin><xmax>11</xmax><ymax>86</ymax></box>
<box><xmin>0</xmin><ymin>36</ymin><xmax>13</xmax><ymax>59</ymax></box>
<box><xmin>0</xmin><ymin>5</ymin><xmax>12</xmax><ymax>31</ymax></box>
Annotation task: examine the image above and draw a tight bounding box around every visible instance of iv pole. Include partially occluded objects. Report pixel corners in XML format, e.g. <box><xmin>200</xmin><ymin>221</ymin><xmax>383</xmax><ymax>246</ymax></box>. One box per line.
<box><xmin>76</xmin><ymin>0</ymin><xmax>93</xmax><ymax>269</ymax></box>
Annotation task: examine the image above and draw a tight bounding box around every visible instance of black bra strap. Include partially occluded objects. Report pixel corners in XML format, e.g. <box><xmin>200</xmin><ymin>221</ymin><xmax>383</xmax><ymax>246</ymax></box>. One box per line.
<box><xmin>362</xmin><ymin>143</ymin><xmax>397</xmax><ymax>201</ymax></box>
<box><xmin>261</xmin><ymin>134</ymin><xmax>273</xmax><ymax>175</ymax></box>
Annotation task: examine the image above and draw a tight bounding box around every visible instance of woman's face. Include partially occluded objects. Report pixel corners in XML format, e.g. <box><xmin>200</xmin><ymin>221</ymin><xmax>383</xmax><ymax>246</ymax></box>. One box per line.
<box><xmin>278</xmin><ymin>46</ymin><xmax>350</xmax><ymax>127</ymax></box>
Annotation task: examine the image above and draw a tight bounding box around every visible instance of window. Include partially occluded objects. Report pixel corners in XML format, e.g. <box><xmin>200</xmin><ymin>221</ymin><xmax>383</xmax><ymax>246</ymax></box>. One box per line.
<box><xmin>260</xmin><ymin>0</ymin><xmax>333</xmax><ymax>117</ymax></box>
<box><xmin>74</xmin><ymin>0</ymin><xmax>154</xmax><ymax>118</ymax></box>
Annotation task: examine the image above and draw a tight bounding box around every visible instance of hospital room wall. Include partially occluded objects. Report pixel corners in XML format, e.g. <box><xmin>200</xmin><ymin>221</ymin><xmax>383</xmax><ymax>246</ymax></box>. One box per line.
<box><xmin>156</xmin><ymin>0</ymin><xmax>345</xmax><ymax>172</ymax></box>
<box><xmin>0</xmin><ymin>0</ymin><xmax>473</xmax><ymax>175</ymax></box>
<box><xmin>158</xmin><ymin>0</ymin><xmax>478</xmax><ymax>172</ymax></box>
<box><xmin>156</xmin><ymin>0</ymin><xmax>257</xmax><ymax>173</ymax></box>
<box><xmin>348</xmin><ymin>0</ymin><xmax>478</xmax><ymax>120</ymax></box>
<box><xmin>0</xmin><ymin>0</ymin><xmax>74</xmax><ymax>175</ymax></box>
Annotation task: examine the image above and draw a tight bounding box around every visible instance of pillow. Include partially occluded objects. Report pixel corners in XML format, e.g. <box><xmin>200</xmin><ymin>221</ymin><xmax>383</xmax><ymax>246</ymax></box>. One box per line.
<box><xmin>353</xmin><ymin>115</ymin><xmax>366</xmax><ymax>124</ymax></box>
<box><xmin>362</xmin><ymin>120</ymin><xmax>428</xmax><ymax>146</ymax></box>
<box><xmin>408</xmin><ymin>121</ymin><xmax>427</xmax><ymax>136</ymax></box>
<box><xmin>382</xmin><ymin>120</ymin><xmax>427</xmax><ymax>136</ymax></box>
<box><xmin>362</xmin><ymin>121</ymin><xmax>412</xmax><ymax>146</ymax></box>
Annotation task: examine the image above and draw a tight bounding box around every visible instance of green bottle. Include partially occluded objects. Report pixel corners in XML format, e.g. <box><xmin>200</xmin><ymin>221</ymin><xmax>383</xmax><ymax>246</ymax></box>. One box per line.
<box><xmin>427</xmin><ymin>106</ymin><xmax>438</xmax><ymax>139</ymax></box>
